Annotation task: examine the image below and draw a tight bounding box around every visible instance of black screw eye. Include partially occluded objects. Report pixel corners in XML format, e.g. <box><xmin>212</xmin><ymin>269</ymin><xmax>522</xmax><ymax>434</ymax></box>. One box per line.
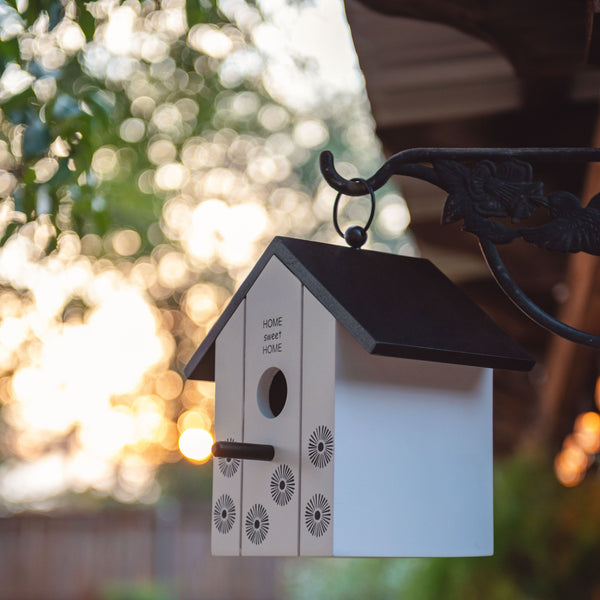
<box><xmin>332</xmin><ymin>176</ymin><xmax>375</xmax><ymax>248</ymax></box>
<box><xmin>344</xmin><ymin>225</ymin><xmax>368</xmax><ymax>249</ymax></box>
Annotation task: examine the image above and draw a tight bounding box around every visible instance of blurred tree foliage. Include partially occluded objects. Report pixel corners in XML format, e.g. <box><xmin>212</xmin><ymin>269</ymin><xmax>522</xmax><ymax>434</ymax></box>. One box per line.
<box><xmin>1</xmin><ymin>0</ymin><xmax>169</xmax><ymax>244</ymax></box>
<box><xmin>286</xmin><ymin>452</ymin><xmax>600</xmax><ymax>600</ymax></box>
<box><xmin>0</xmin><ymin>0</ymin><xmax>397</xmax><ymax>507</ymax></box>
<box><xmin>0</xmin><ymin>0</ymin><xmax>381</xmax><ymax>250</ymax></box>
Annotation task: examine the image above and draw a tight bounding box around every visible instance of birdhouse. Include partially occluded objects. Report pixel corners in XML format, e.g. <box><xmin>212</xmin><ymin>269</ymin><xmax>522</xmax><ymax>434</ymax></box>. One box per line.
<box><xmin>184</xmin><ymin>237</ymin><xmax>533</xmax><ymax>557</ymax></box>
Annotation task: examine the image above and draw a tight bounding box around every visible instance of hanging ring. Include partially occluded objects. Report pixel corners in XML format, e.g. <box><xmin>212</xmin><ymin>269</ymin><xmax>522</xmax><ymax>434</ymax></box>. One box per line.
<box><xmin>332</xmin><ymin>177</ymin><xmax>376</xmax><ymax>249</ymax></box>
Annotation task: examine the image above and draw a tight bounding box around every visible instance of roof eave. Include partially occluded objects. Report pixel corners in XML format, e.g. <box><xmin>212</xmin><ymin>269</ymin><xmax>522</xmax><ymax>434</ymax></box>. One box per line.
<box><xmin>184</xmin><ymin>236</ymin><xmax>535</xmax><ymax>381</ymax></box>
<box><xmin>372</xmin><ymin>342</ymin><xmax>534</xmax><ymax>371</ymax></box>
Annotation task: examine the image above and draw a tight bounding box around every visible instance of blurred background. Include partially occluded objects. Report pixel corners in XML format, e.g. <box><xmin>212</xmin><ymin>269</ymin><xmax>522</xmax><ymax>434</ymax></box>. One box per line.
<box><xmin>1</xmin><ymin>0</ymin><xmax>600</xmax><ymax>598</ymax></box>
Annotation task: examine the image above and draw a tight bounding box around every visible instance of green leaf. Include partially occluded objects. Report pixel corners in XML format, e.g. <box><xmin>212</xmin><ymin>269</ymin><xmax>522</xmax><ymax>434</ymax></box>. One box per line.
<box><xmin>186</xmin><ymin>0</ymin><xmax>200</xmax><ymax>27</ymax></box>
<box><xmin>185</xmin><ymin>0</ymin><xmax>214</xmax><ymax>27</ymax></box>
<box><xmin>22</xmin><ymin>180</ymin><xmax>37</xmax><ymax>216</ymax></box>
<box><xmin>2</xmin><ymin>89</ymin><xmax>36</xmax><ymax>123</ymax></box>
<box><xmin>0</xmin><ymin>222</ymin><xmax>20</xmax><ymax>246</ymax></box>
<box><xmin>48</xmin><ymin>157</ymin><xmax>71</xmax><ymax>186</ymax></box>
<box><xmin>82</xmin><ymin>88</ymin><xmax>116</xmax><ymax>126</ymax></box>
<box><xmin>21</xmin><ymin>0</ymin><xmax>63</xmax><ymax>27</ymax></box>
<box><xmin>22</xmin><ymin>2</ymin><xmax>41</xmax><ymax>27</ymax></box>
<box><xmin>0</xmin><ymin>38</ymin><xmax>21</xmax><ymax>66</ymax></box>
<box><xmin>74</xmin><ymin>0</ymin><xmax>95</xmax><ymax>41</ymax></box>
<box><xmin>22</xmin><ymin>118</ymin><xmax>51</xmax><ymax>158</ymax></box>
<box><xmin>23</xmin><ymin>165</ymin><xmax>36</xmax><ymax>184</ymax></box>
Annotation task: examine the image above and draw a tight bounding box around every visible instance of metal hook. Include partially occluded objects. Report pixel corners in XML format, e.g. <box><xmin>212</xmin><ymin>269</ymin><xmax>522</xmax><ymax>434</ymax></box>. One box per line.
<box><xmin>332</xmin><ymin>177</ymin><xmax>376</xmax><ymax>249</ymax></box>
<box><xmin>320</xmin><ymin>147</ymin><xmax>600</xmax><ymax>349</ymax></box>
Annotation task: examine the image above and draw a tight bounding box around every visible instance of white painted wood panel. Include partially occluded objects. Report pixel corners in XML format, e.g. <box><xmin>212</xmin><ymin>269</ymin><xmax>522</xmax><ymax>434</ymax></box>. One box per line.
<box><xmin>333</xmin><ymin>324</ymin><xmax>493</xmax><ymax>557</ymax></box>
<box><xmin>300</xmin><ymin>288</ymin><xmax>335</xmax><ymax>556</ymax></box>
<box><xmin>212</xmin><ymin>301</ymin><xmax>245</xmax><ymax>556</ymax></box>
<box><xmin>242</xmin><ymin>257</ymin><xmax>302</xmax><ymax>556</ymax></box>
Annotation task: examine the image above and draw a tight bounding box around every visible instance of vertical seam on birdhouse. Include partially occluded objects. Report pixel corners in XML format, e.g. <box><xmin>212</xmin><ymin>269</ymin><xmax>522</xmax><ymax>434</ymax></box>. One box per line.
<box><xmin>331</xmin><ymin>330</ymin><xmax>336</xmax><ymax>555</ymax></box>
<box><xmin>239</xmin><ymin>298</ymin><xmax>246</xmax><ymax>556</ymax></box>
<box><xmin>297</xmin><ymin>284</ymin><xmax>305</xmax><ymax>557</ymax></box>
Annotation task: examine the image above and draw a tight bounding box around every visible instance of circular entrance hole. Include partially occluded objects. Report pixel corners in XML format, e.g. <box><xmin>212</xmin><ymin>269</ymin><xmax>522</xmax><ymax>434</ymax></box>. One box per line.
<box><xmin>257</xmin><ymin>368</ymin><xmax>287</xmax><ymax>418</ymax></box>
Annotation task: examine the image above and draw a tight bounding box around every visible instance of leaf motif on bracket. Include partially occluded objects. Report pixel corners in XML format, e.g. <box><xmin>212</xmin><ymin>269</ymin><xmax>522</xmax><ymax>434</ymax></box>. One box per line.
<box><xmin>468</xmin><ymin>160</ymin><xmax>543</xmax><ymax>221</ymax></box>
<box><xmin>434</xmin><ymin>159</ymin><xmax>545</xmax><ymax>244</ymax></box>
<box><xmin>435</xmin><ymin>159</ymin><xmax>544</xmax><ymax>227</ymax></box>
<box><xmin>519</xmin><ymin>192</ymin><xmax>600</xmax><ymax>256</ymax></box>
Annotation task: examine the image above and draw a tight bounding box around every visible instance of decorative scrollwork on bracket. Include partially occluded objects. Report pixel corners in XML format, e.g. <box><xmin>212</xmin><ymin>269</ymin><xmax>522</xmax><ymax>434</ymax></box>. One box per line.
<box><xmin>319</xmin><ymin>148</ymin><xmax>600</xmax><ymax>348</ymax></box>
<box><xmin>433</xmin><ymin>158</ymin><xmax>600</xmax><ymax>255</ymax></box>
<box><xmin>434</xmin><ymin>158</ymin><xmax>541</xmax><ymax>244</ymax></box>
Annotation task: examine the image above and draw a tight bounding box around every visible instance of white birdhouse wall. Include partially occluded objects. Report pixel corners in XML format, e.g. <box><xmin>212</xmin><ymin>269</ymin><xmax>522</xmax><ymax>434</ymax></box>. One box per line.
<box><xmin>211</xmin><ymin>301</ymin><xmax>245</xmax><ymax>555</ymax></box>
<box><xmin>212</xmin><ymin>257</ymin><xmax>338</xmax><ymax>556</ymax></box>
<box><xmin>300</xmin><ymin>288</ymin><xmax>335</xmax><ymax>556</ymax></box>
<box><xmin>332</xmin><ymin>325</ymin><xmax>493</xmax><ymax>557</ymax></box>
<box><xmin>242</xmin><ymin>257</ymin><xmax>303</xmax><ymax>555</ymax></box>
<box><xmin>211</xmin><ymin>255</ymin><xmax>493</xmax><ymax>557</ymax></box>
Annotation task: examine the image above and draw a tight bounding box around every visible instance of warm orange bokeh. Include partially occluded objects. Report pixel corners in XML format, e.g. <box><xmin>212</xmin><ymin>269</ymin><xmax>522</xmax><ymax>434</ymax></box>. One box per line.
<box><xmin>555</xmin><ymin>409</ymin><xmax>600</xmax><ymax>487</ymax></box>
<box><xmin>178</xmin><ymin>428</ymin><xmax>214</xmax><ymax>463</ymax></box>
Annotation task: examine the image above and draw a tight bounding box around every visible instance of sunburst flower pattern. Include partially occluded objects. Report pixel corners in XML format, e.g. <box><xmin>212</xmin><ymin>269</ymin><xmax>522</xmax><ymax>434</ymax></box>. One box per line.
<box><xmin>308</xmin><ymin>425</ymin><xmax>334</xmax><ymax>468</ymax></box>
<box><xmin>217</xmin><ymin>437</ymin><xmax>241</xmax><ymax>478</ymax></box>
<box><xmin>245</xmin><ymin>503</ymin><xmax>270</xmax><ymax>545</ymax></box>
<box><xmin>213</xmin><ymin>494</ymin><xmax>236</xmax><ymax>535</ymax></box>
<box><xmin>270</xmin><ymin>464</ymin><xmax>296</xmax><ymax>506</ymax></box>
<box><xmin>305</xmin><ymin>493</ymin><xmax>331</xmax><ymax>538</ymax></box>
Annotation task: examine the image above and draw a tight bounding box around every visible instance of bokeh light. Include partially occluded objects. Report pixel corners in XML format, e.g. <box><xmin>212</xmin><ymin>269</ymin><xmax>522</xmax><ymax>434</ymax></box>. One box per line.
<box><xmin>179</xmin><ymin>428</ymin><xmax>214</xmax><ymax>463</ymax></box>
<box><xmin>554</xmin><ymin>450</ymin><xmax>586</xmax><ymax>488</ymax></box>
<box><xmin>555</xmin><ymin>409</ymin><xmax>600</xmax><ymax>486</ymax></box>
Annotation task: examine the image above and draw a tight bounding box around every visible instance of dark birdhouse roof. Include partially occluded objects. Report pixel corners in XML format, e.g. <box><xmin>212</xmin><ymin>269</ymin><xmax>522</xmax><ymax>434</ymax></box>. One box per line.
<box><xmin>185</xmin><ymin>236</ymin><xmax>534</xmax><ymax>381</ymax></box>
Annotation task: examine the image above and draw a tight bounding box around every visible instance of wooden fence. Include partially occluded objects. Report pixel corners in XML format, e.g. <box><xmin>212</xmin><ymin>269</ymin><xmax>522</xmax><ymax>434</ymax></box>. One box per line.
<box><xmin>0</xmin><ymin>504</ymin><xmax>289</xmax><ymax>600</ymax></box>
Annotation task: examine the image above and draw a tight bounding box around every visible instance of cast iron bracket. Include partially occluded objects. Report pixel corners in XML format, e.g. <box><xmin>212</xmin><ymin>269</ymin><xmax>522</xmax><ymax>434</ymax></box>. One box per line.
<box><xmin>320</xmin><ymin>148</ymin><xmax>600</xmax><ymax>349</ymax></box>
